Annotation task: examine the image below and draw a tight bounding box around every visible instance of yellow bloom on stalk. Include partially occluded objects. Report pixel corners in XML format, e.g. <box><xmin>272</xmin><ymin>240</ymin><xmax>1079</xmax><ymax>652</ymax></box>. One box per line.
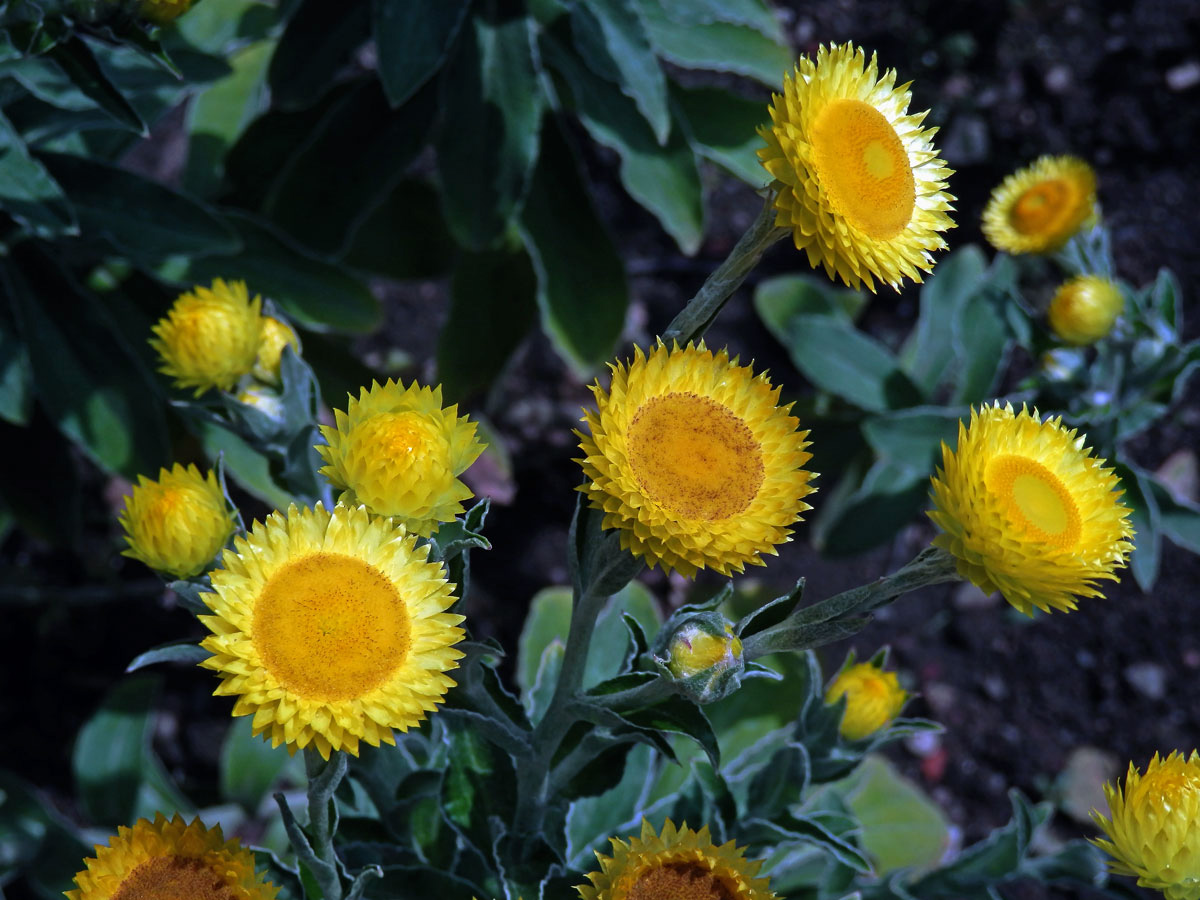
<box><xmin>252</xmin><ymin>316</ymin><xmax>301</xmax><ymax>385</ymax></box>
<box><xmin>825</xmin><ymin>661</ymin><xmax>908</xmax><ymax>741</ymax></box>
<box><xmin>316</xmin><ymin>380</ymin><xmax>486</xmax><ymax>537</ymax></box>
<box><xmin>981</xmin><ymin>155</ymin><xmax>1097</xmax><ymax>254</ymax></box>
<box><xmin>757</xmin><ymin>43</ymin><xmax>955</xmax><ymax>292</ymax></box>
<box><xmin>139</xmin><ymin>0</ymin><xmax>192</xmax><ymax>23</ymax></box>
<box><xmin>1092</xmin><ymin>751</ymin><xmax>1200</xmax><ymax>900</ymax></box>
<box><xmin>1048</xmin><ymin>275</ymin><xmax>1124</xmax><ymax>345</ymax></box>
<box><xmin>198</xmin><ymin>502</ymin><xmax>464</xmax><ymax>759</ymax></box>
<box><xmin>150</xmin><ymin>279</ymin><xmax>263</xmax><ymax>397</ymax></box>
<box><xmin>67</xmin><ymin>813</ymin><xmax>276</xmax><ymax>900</ymax></box>
<box><xmin>578</xmin><ymin>819</ymin><xmax>775</xmax><ymax>900</ymax></box>
<box><xmin>928</xmin><ymin>402</ymin><xmax>1134</xmax><ymax>615</ymax></box>
<box><xmin>576</xmin><ymin>341</ymin><xmax>816</xmax><ymax>578</ymax></box>
<box><xmin>119</xmin><ymin>463</ymin><xmax>235</xmax><ymax>578</ymax></box>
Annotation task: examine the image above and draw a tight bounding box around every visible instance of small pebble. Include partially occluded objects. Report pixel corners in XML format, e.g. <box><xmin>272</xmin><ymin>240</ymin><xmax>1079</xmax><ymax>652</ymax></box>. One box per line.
<box><xmin>1183</xmin><ymin>649</ymin><xmax>1200</xmax><ymax>669</ymax></box>
<box><xmin>1166</xmin><ymin>60</ymin><xmax>1200</xmax><ymax>91</ymax></box>
<box><xmin>905</xmin><ymin>730</ymin><xmax>942</xmax><ymax>758</ymax></box>
<box><xmin>982</xmin><ymin>675</ymin><xmax>1008</xmax><ymax>700</ymax></box>
<box><xmin>1124</xmin><ymin>662</ymin><xmax>1168</xmax><ymax>699</ymax></box>
<box><xmin>1044</xmin><ymin>64</ymin><xmax>1072</xmax><ymax>93</ymax></box>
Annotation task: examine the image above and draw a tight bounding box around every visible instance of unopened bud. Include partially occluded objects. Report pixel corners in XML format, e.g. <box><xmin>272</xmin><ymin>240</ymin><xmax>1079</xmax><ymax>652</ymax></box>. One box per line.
<box><xmin>656</xmin><ymin>613</ymin><xmax>744</xmax><ymax>703</ymax></box>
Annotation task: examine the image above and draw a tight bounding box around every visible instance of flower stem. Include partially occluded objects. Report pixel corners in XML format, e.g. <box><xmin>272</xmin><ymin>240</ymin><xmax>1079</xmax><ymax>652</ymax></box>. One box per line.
<box><xmin>660</xmin><ymin>191</ymin><xmax>788</xmax><ymax>345</ymax></box>
<box><xmin>304</xmin><ymin>749</ymin><xmax>348</xmax><ymax>898</ymax></box>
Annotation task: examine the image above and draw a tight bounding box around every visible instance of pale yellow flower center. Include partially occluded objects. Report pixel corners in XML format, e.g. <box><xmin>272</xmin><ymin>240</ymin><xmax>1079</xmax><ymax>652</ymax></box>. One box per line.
<box><xmin>627</xmin><ymin>392</ymin><xmax>764</xmax><ymax>522</ymax></box>
<box><xmin>810</xmin><ymin>98</ymin><xmax>916</xmax><ymax>240</ymax></box>
<box><xmin>253</xmin><ymin>552</ymin><xmax>410</xmax><ymax>701</ymax></box>
<box><xmin>112</xmin><ymin>855</ymin><xmax>235</xmax><ymax>900</ymax></box>
<box><xmin>987</xmin><ymin>455</ymin><xmax>1081</xmax><ymax>548</ymax></box>
<box><xmin>354</xmin><ymin>411</ymin><xmax>449</xmax><ymax>465</ymax></box>
<box><xmin>627</xmin><ymin>862</ymin><xmax>734</xmax><ymax>900</ymax></box>
<box><xmin>1010</xmin><ymin>179</ymin><xmax>1072</xmax><ymax>236</ymax></box>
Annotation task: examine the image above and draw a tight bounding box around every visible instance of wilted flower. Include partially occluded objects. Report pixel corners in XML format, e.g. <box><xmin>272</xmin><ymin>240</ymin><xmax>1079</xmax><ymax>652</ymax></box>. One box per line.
<box><xmin>119</xmin><ymin>463</ymin><xmax>234</xmax><ymax>578</ymax></box>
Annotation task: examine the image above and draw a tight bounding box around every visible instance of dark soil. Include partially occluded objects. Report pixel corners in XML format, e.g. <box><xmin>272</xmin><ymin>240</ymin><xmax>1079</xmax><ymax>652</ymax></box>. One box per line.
<box><xmin>2</xmin><ymin>1</ymin><xmax>1198</xmax><ymax>898</ymax></box>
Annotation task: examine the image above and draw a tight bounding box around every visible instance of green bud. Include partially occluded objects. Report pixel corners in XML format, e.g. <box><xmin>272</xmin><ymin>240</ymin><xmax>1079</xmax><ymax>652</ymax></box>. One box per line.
<box><xmin>655</xmin><ymin>612</ymin><xmax>745</xmax><ymax>704</ymax></box>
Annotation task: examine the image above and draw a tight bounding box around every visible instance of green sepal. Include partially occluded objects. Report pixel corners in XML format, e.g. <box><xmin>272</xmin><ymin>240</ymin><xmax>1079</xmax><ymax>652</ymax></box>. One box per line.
<box><xmin>125</xmin><ymin>639</ymin><xmax>208</xmax><ymax>672</ymax></box>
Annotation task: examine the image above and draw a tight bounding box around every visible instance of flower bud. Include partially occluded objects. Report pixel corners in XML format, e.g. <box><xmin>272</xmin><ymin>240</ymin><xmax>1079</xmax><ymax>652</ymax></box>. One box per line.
<box><xmin>1048</xmin><ymin>275</ymin><xmax>1124</xmax><ymax>345</ymax></box>
<box><xmin>825</xmin><ymin>661</ymin><xmax>907</xmax><ymax>741</ymax></box>
<box><xmin>657</xmin><ymin>613</ymin><xmax>744</xmax><ymax>703</ymax></box>
<box><xmin>1092</xmin><ymin>750</ymin><xmax>1200</xmax><ymax>900</ymax></box>
<box><xmin>118</xmin><ymin>464</ymin><xmax>235</xmax><ymax>578</ymax></box>
<box><xmin>235</xmin><ymin>384</ymin><xmax>286</xmax><ymax>422</ymax></box>
<box><xmin>1039</xmin><ymin>347</ymin><xmax>1083</xmax><ymax>382</ymax></box>
<box><xmin>252</xmin><ymin>316</ymin><xmax>301</xmax><ymax>385</ymax></box>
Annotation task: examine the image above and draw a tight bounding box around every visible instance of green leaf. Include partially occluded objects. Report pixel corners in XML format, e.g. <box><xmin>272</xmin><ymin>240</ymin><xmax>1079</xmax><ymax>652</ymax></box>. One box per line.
<box><xmin>950</xmin><ymin>265</ymin><xmax>1014</xmax><ymax>405</ymax></box>
<box><xmin>341</xmin><ymin>178</ymin><xmax>456</xmax><ymax>279</ymax></box>
<box><xmin>1116</xmin><ymin>463</ymin><xmax>1160</xmax><ymax>592</ymax></box>
<box><xmin>372</xmin><ymin>0</ymin><xmax>470</xmax><ymax>107</ymax></box>
<box><xmin>586</xmin><ymin>580</ymin><xmax>662</xmax><ymax>688</ymax></box>
<box><xmin>72</xmin><ymin>675</ymin><xmax>190</xmax><ymax>826</ymax></box>
<box><xmin>183</xmin><ymin>39</ymin><xmax>275</xmax><ymax>197</ymax></box>
<box><xmin>442</xmin><ymin>725</ymin><xmax>517</xmax><ymax>861</ymax></box>
<box><xmin>0</xmin><ymin>299</ymin><xmax>32</xmax><ymax>426</ymax></box>
<box><xmin>632</xmin><ymin>0</ymin><xmax>791</xmax><ymax>87</ymax></box>
<box><xmin>654</xmin><ymin>0</ymin><xmax>783</xmax><ymax>39</ymax></box>
<box><xmin>753</xmin><ymin>273</ymin><xmax>864</xmax><ymax>332</ymax></box>
<box><xmin>0</xmin><ymin>770</ymin><xmax>91</xmax><ymax>898</ymax></box>
<box><xmin>37</xmin><ymin>152</ymin><xmax>240</xmax><ymax>262</ymax></box>
<box><xmin>262</xmin><ymin>78</ymin><xmax>437</xmax><ymax>256</ymax></box>
<box><xmin>815</xmin><ymin>459</ymin><xmax>929</xmax><ymax>556</ymax></box>
<box><xmin>671</xmin><ymin>82</ymin><xmax>768</xmax><ymax>186</ymax></box>
<box><xmin>746</xmin><ymin>741</ymin><xmax>810</xmax><ymax>819</ymax></box>
<box><xmin>195</xmin><ymin>419</ymin><xmax>293</xmax><ymax>508</ymax></box>
<box><xmin>519</xmin><ymin>118</ymin><xmax>628</xmax><ymax>374</ymax></box>
<box><xmin>173</xmin><ymin>0</ymin><xmax>279</xmax><ymax>54</ymax></box>
<box><xmin>1150</xmin><ymin>267</ymin><xmax>1182</xmax><ymax>333</ymax></box>
<box><xmin>517</xmin><ymin>586</ymin><xmax>573</xmax><ymax>699</ymax></box>
<box><xmin>778</xmin><ymin>313</ymin><xmax>923</xmax><ymax>412</ymax></box>
<box><xmin>862</xmin><ymin>407</ymin><xmax>965</xmax><ymax>468</ymax></box>
<box><xmin>221</xmin><ymin>717</ymin><xmax>302</xmax><ymax>813</ymax></box>
<box><xmin>840</xmin><ymin>754</ymin><xmax>951</xmax><ymax>875</ymax></box>
<box><xmin>621</xmin><ymin>695</ymin><xmax>720</xmax><ymax>768</ymax></box>
<box><xmin>3</xmin><ymin>254</ymin><xmax>169</xmax><ymax>478</ymax></box>
<box><xmin>544</xmin><ymin>33</ymin><xmax>703</xmax><ymax>253</ymax></box>
<box><xmin>0</xmin><ymin>414</ymin><xmax>81</xmax><ymax>547</ymax></box>
<box><xmin>900</xmin><ymin>245</ymin><xmax>987</xmax><ymax>395</ymax></box>
<box><xmin>157</xmin><ymin>210</ymin><xmax>380</xmax><ymax>333</ymax></box>
<box><xmin>437</xmin><ymin>245</ymin><xmax>538</xmax><ymax>402</ymax></box>
<box><xmin>1151</xmin><ymin>478</ymin><xmax>1200</xmax><ymax>554</ymax></box>
<box><xmin>46</xmin><ymin>35</ymin><xmax>145</xmax><ymax>133</ymax></box>
<box><xmin>268</xmin><ymin>0</ymin><xmax>371</xmax><ymax>110</ymax></box>
<box><xmin>126</xmin><ymin>640</ymin><xmax>209</xmax><ymax>672</ymax></box>
<box><xmin>570</xmin><ymin>0</ymin><xmax>670</xmax><ymax>143</ymax></box>
<box><xmin>0</xmin><ymin>109</ymin><xmax>76</xmax><ymax>238</ymax></box>
<box><xmin>436</xmin><ymin>14</ymin><xmax>543</xmax><ymax>250</ymax></box>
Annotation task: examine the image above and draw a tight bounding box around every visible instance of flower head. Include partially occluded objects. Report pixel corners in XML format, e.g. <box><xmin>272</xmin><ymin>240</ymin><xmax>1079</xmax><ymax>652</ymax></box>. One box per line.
<box><xmin>981</xmin><ymin>155</ymin><xmax>1097</xmax><ymax>255</ymax></box>
<box><xmin>316</xmin><ymin>380</ymin><xmax>485</xmax><ymax>537</ymax></box>
<box><xmin>67</xmin><ymin>812</ymin><xmax>276</xmax><ymax>900</ymax></box>
<box><xmin>1092</xmin><ymin>751</ymin><xmax>1200</xmax><ymax>900</ymax></box>
<box><xmin>139</xmin><ymin>0</ymin><xmax>193</xmax><ymax>23</ymax></box>
<box><xmin>119</xmin><ymin>463</ymin><xmax>235</xmax><ymax>578</ymax></box>
<box><xmin>578</xmin><ymin>819</ymin><xmax>775</xmax><ymax>900</ymax></box>
<box><xmin>825</xmin><ymin>661</ymin><xmax>907</xmax><ymax>741</ymax></box>
<box><xmin>1048</xmin><ymin>275</ymin><xmax>1124</xmax><ymax>345</ymax></box>
<box><xmin>928</xmin><ymin>402</ymin><xmax>1134</xmax><ymax>615</ymax></box>
<box><xmin>659</xmin><ymin>614</ymin><xmax>745</xmax><ymax>704</ymax></box>
<box><xmin>252</xmin><ymin>316</ymin><xmax>301</xmax><ymax>385</ymax></box>
<box><xmin>757</xmin><ymin>43</ymin><xmax>955</xmax><ymax>292</ymax></box>
<box><xmin>576</xmin><ymin>341</ymin><xmax>816</xmax><ymax>578</ymax></box>
<box><xmin>199</xmin><ymin>502</ymin><xmax>464</xmax><ymax>759</ymax></box>
<box><xmin>150</xmin><ymin>279</ymin><xmax>263</xmax><ymax>396</ymax></box>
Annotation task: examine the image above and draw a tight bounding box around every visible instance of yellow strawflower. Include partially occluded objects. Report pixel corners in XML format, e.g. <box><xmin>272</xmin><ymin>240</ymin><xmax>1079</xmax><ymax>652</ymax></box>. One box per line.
<box><xmin>666</xmin><ymin>622</ymin><xmax>743</xmax><ymax>681</ymax></box>
<box><xmin>150</xmin><ymin>279</ymin><xmax>263</xmax><ymax>397</ymax></box>
<box><xmin>139</xmin><ymin>0</ymin><xmax>193</xmax><ymax>22</ymax></box>
<box><xmin>67</xmin><ymin>812</ymin><xmax>276</xmax><ymax>900</ymax></box>
<box><xmin>1048</xmin><ymin>275</ymin><xmax>1124</xmax><ymax>345</ymax></box>
<box><xmin>119</xmin><ymin>463</ymin><xmax>235</xmax><ymax>578</ymax></box>
<box><xmin>199</xmin><ymin>502</ymin><xmax>464</xmax><ymax>759</ymax></box>
<box><xmin>981</xmin><ymin>155</ymin><xmax>1097</xmax><ymax>254</ymax></box>
<box><xmin>252</xmin><ymin>316</ymin><xmax>301</xmax><ymax>384</ymax></box>
<box><xmin>825</xmin><ymin>661</ymin><xmax>908</xmax><ymax>741</ymax></box>
<box><xmin>928</xmin><ymin>402</ymin><xmax>1134</xmax><ymax>615</ymax></box>
<box><xmin>578</xmin><ymin>819</ymin><xmax>775</xmax><ymax>900</ymax></box>
<box><xmin>316</xmin><ymin>380</ymin><xmax>486</xmax><ymax>537</ymax></box>
<box><xmin>1092</xmin><ymin>751</ymin><xmax>1200</xmax><ymax>900</ymax></box>
<box><xmin>576</xmin><ymin>341</ymin><xmax>816</xmax><ymax>578</ymax></box>
<box><xmin>757</xmin><ymin>42</ymin><xmax>955</xmax><ymax>292</ymax></box>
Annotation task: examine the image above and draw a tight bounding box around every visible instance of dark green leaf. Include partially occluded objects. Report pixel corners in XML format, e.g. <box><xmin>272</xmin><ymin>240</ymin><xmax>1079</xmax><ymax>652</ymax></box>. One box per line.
<box><xmin>437</xmin><ymin>246</ymin><xmax>538</xmax><ymax>402</ymax></box>
<box><xmin>517</xmin><ymin>587</ymin><xmax>573</xmax><ymax>698</ymax></box>
<box><xmin>37</xmin><ymin>152</ymin><xmax>240</xmax><ymax>262</ymax></box>
<box><xmin>779</xmin><ymin>314</ymin><xmax>923</xmax><ymax>412</ymax></box>
<box><xmin>746</xmin><ymin>741</ymin><xmax>810</xmax><ymax>818</ymax></box>
<box><xmin>372</xmin><ymin>0</ymin><xmax>470</xmax><ymax>107</ymax></box>
<box><xmin>0</xmin><ymin>770</ymin><xmax>91</xmax><ymax>898</ymax></box>
<box><xmin>436</xmin><ymin>14</ymin><xmax>543</xmax><ymax>250</ymax></box>
<box><xmin>753</xmin><ymin>273</ymin><xmax>863</xmax><ymax>335</ymax></box>
<box><xmin>442</xmin><ymin>725</ymin><xmax>516</xmax><ymax>861</ymax></box>
<box><xmin>621</xmin><ymin>695</ymin><xmax>720</xmax><ymax>768</ymax></box>
<box><xmin>341</xmin><ymin>178</ymin><xmax>456</xmax><ymax>279</ymax></box>
<box><xmin>3</xmin><ymin>254</ymin><xmax>169</xmax><ymax>478</ymax></box>
<box><xmin>736</xmin><ymin>579</ymin><xmax>804</xmax><ymax>638</ymax></box>
<box><xmin>157</xmin><ymin>210</ymin><xmax>380</xmax><ymax>333</ymax></box>
<box><xmin>816</xmin><ymin>460</ymin><xmax>929</xmax><ymax>556</ymax></box>
<box><xmin>519</xmin><ymin>119</ymin><xmax>628</xmax><ymax>374</ymax></box>
<box><xmin>655</xmin><ymin>0</ymin><xmax>782</xmax><ymax>37</ymax></box>
<box><xmin>632</xmin><ymin>0</ymin><xmax>791</xmax><ymax>86</ymax></box>
<box><xmin>0</xmin><ymin>298</ymin><xmax>32</xmax><ymax>425</ymax></box>
<box><xmin>742</xmin><ymin>812</ymin><xmax>872</xmax><ymax>872</ymax></box>
<box><xmin>671</xmin><ymin>82</ymin><xmax>768</xmax><ymax>186</ymax></box>
<box><xmin>371</xmin><ymin>867</ymin><xmax>486</xmax><ymax>899</ymax></box>
<box><xmin>900</xmin><ymin>245</ymin><xmax>987</xmax><ymax>395</ymax></box>
<box><xmin>1150</xmin><ymin>478</ymin><xmax>1200</xmax><ymax>554</ymax></box>
<box><xmin>46</xmin><ymin>36</ymin><xmax>145</xmax><ymax>133</ymax></box>
<box><xmin>862</xmin><ymin>407</ymin><xmax>965</xmax><ymax>467</ymax></box>
<box><xmin>570</xmin><ymin>0</ymin><xmax>670</xmax><ymax>143</ymax></box>
<box><xmin>220</xmin><ymin>717</ymin><xmax>301</xmax><ymax>813</ymax></box>
<box><xmin>126</xmin><ymin>640</ymin><xmax>209</xmax><ymax>672</ymax></box>
<box><xmin>1116</xmin><ymin>463</ymin><xmax>1160</xmax><ymax>591</ymax></box>
<box><xmin>0</xmin><ymin>109</ymin><xmax>76</xmax><ymax>238</ymax></box>
<box><xmin>0</xmin><ymin>413</ymin><xmax>81</xmax><ymax>546</ymax></box>
<box><xmin>1150</xmin><ymin>267</ymin><xmax>1182</xmax><ymax>333</ymax></box>
<box><xmin>268</xmin><ymin>0</ymin><xmax>370</xmax><ymax>110</ymax></box>
<box><xmin>263</xmin><ymin>78</ymin><xmax>437</xmax><ymax>256</ymax></box>
<box><xmin>172</xmin><ymin>0</ymin><xmax>279</xmax><ymax>54</ymax></box>
<box><xmin>545</xmin><ymin>33</ymin><xmax>703</xmax><ymax>253</ymax></box>
<box><xmin>951</xmin><ymin>277</ymin><xmax>1012</xmax><ymax>406</ymax></box>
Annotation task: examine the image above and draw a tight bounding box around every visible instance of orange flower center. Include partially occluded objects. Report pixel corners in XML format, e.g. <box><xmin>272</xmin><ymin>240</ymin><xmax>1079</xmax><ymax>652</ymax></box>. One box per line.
<box><xmin>1010</xmin><ymin>179</ymin><xmax>1072</xmax><ymax>236</ymax></box>
<box><xmin>986</xmin><ymin>455</ymin><xmax>1081</xmax><ymax>548</ymax></box>
<box><xmin>111</xmin><ymin>855</ymin><xmax>235</xmax><ymax>900</ymax></box>
<box><xmin>627</xmin><ymin>392</ymin><xmax>764</xmax><ymax>521</ymax></box>
<box><xmin>628</xmin><ymin>862</ymin><xmax>735</xmax><ymax>900</ymax></box>
<box><xmin>253</xmin><ymin>552</ymin><xmax>410</xmax><ymax>701</ymax></box>
<box><xmin>810</xmin><ymin>98</ymin><xmax>916</xmax><ymax>240</ymax></box>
